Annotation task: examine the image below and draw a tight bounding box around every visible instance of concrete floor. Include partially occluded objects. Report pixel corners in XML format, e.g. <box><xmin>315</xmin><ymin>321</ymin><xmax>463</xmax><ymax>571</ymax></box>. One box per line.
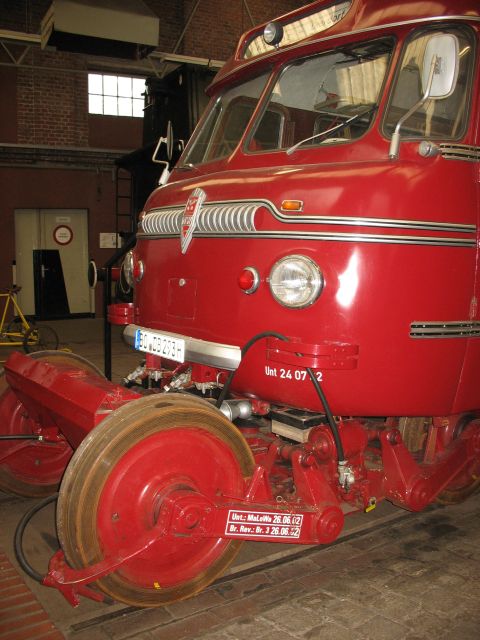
<box><xmin>0</xmin><ymin>318</ymin><xmax>479</xmax><ymax>639</ymax></box>
<box><xmin>0</xmin><ymin>318</ymin><xmax>140</xmax><ymax>383</ymax></box>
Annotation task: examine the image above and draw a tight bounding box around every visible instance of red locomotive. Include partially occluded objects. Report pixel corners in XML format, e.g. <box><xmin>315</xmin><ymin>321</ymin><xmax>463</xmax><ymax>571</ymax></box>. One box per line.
<box><xmin>1</xmin><ymin>0</ymin><xmax>480</xmax><ymax>608</ymax></box>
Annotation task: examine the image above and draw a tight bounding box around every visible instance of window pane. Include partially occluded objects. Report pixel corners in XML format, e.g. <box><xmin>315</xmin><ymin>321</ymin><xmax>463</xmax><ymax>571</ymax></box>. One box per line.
<box><xmin>88</xmin><ymin>73</ymin><xmax>103</xmax><ymax>94</ymax></box>
<box><xmin>103</xmin><ymin>75</ymin><xmax>118</xmax><ymax>96</ymax></box>
<box><xmin>104</xmin><ymin>96</ymin><xmax>118</xmax><ymax>115</ymax></box>
<box><xmin>89</xmin><ymin>94</ymin><xmax>103</xmax><ymax>114</ymax></box>
<box><xmin>250</xmin><ymin>38</ymin><xmax>392</xmax><ymax>151</ymax></box>
<box><xmin>184</xmin><ymin>72</ymin><xmax>269</xmax><ymax>165</ymax></box>
<box><xmin>118</xmin><ymin>97</ymin><xmax>132</xmax><ymax>116</ymax></box>
<box><xmin>87</xmin><ymin>74</ymin><xmax>145</xmax><ymax>117</ymax></box>
<box><xmin>118</xmin><ymin>77</ymin><xmax>132</xmax><ymax>98</ymax></box>
<box><xmin>133</xmin><ymin>78</ymin><xmax>146</xmax><ymax>99</ymax></box>
<box><xmin>132</xmin><ymin>98</ymin><xmax>144</xmax><ymax>117</ymax></box>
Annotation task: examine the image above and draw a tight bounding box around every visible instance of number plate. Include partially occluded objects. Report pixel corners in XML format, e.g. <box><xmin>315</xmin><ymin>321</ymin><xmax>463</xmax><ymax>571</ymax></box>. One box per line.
<box><xmin>135</xmin><ymin>329</ymin><xmax>185</xmax><ymax>363</ymax></box>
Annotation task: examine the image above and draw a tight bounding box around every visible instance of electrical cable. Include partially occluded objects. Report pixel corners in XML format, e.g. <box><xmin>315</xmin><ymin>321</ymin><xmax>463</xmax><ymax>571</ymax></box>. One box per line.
<box><xmin>215</xmin><ymin>331</ymin><xmax>345</xmax><ymax>462</ymax></box>
<box><xmin>14</xmin><ymin>493</ymin><xmax>58</xmax><ymax>583</ymax></box>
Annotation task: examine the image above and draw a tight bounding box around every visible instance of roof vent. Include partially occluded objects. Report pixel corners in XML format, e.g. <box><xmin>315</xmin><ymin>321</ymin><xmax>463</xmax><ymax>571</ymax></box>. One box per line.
<box><xmin>41</xmin><ymin>0</ymin><xmax>159</xmax><ymax>59</ymax></box>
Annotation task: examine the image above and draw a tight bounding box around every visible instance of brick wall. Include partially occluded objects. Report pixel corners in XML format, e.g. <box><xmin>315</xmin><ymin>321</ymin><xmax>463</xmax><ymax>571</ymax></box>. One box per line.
<box><xmin>0</xmin><ymin>0</ymin><xmax>306</xmax><ymax>300</ymax></box>
<box><xmin>0</xmin><ymin>0</ymin><xmax>304</xmax><ymax>149</ymax></box>
<box><xmin>17</xmin><ymin>49</ymin><xmax>88</xmax><ymax>147</ymax></box>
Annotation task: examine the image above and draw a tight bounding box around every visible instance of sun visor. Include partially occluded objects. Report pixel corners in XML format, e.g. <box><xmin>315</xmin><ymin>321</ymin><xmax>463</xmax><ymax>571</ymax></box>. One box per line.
<box><xmin>41</xmin><ymin>0</ymin><xmax>159</xmax><ymax>59</ymax></box>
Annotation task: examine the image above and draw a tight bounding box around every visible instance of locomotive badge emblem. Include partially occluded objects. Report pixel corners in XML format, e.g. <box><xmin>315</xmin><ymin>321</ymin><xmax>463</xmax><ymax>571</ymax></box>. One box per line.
<box><xmin>181</xmin><ymin>187</ymin><xmax>206</xmax><ymax>254</ymax></box>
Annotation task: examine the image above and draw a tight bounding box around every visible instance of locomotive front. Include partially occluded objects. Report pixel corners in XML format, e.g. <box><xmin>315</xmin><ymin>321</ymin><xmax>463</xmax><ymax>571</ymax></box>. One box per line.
<box><xmin>125</xmin><ymin>4</ymin><xmax>478</xmax><ymax>420</ymax></box>
<box><xmin>1</xmin><ymin>0</ymin><xmax>480</xmax><ymax>610</ymax></box>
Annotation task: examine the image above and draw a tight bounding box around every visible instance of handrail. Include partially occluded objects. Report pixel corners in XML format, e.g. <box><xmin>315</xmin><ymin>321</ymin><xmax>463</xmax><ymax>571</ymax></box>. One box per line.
<box><xmin>102</xmin><ymin>234</ymin><xmax>136</xmax><ymax>380</ymax></box>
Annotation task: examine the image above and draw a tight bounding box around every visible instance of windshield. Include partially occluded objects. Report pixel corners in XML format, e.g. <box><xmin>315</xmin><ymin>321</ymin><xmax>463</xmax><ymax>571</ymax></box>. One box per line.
<box><xmin>181</xmin><ymin>38</ymin><xmax>393</xmax><ymax>167</ymax></box>
<box><xmin>249</xmin><ymin>38</ymin><xmax>393</xmax><ymax>152</ymax></box>
<box><xmin>182</xmin><ymin>72</ymin><xmax>270</xmax><ymax>166</ymax></box>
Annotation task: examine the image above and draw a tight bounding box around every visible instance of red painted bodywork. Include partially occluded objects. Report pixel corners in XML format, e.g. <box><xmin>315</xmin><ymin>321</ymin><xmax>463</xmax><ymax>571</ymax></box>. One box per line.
<box><xmin>133</xmin><ymin>0</ymin><xmax>480</xmax><ymax>417</ymax></box>
<box><xmin>1</xmin><ymin>0</ymin><xmax>480</xmax><ymax>608</ymax></box>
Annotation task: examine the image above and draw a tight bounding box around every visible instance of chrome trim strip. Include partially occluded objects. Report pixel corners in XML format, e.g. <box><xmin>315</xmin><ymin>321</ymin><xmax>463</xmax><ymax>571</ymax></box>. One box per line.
<box><xmin>123</xmin><ymin>324</ymin><xmax>242</xmax><ymax>371</ymax></box>
<box><xmin>228</xmin><ymin>232</ymin><xmax>475</xmax><ymax>247</ymax></box>
<box><xmin>141</xmin><ymin>200</ymin><xmax>476</xmax><ymax>235</ymax></box>
<box><xmin>440</xmin><ymin>144</ymin><xmax>480</xmax><ymax>162</ymax></box>
<box><xmin>411</xmin><ymin>321</ymin><xmax>480</xmax><ymax>338</ymax></box>
<box><xmin>138</xmin><ymin>230</ymin><xmax>475</xmax><ymax>247</ymax></box>
<box><xmin>215</xmin><ymin>15</ymin><xmax>480</xmax><ymax>90</ymax></box>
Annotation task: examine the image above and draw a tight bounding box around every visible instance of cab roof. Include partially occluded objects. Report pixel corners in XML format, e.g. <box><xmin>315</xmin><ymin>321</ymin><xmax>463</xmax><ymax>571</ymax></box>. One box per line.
<box><xmin>210</xmin><ymin>0</ymin><xmax>479</xmax><ymax>92</ymax></box>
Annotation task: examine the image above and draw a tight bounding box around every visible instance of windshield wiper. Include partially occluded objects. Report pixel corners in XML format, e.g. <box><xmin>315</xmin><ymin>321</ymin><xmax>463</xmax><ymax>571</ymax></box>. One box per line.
<box><xmin>286</xmin><ymin>105</ymin><xmax>377</xmax><ymax>156</ymax></box>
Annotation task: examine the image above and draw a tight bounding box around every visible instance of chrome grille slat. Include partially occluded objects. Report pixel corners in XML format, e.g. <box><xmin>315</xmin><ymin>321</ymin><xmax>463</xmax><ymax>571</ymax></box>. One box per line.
<box><xmin>142</xmin><ymin>202</ymin><xmax>258</xmax><ymax>236</ymax></box>
<box><xmin>411</xmin><ymin>321</ymin><xmax>480</xmax><ymax>338</ymax></box>
<box><xmin>440</xmin><ymin>144</ymin><xmax>480</xmax><ymax>162</ymax></box>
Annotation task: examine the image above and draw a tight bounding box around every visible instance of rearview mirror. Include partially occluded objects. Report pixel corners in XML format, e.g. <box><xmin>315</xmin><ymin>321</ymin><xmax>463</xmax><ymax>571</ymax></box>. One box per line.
<box><xmin>152</xmin><ymin>120</ymin><xmax>174</xmax><ymax>163</ymax></box>
<box><xmin>422</xmin><ymin>34</ymin><xmax>459</xmax><ymax>99</ymax></box>
<box><xmin>389</xmin><ymin>32</ymin><xmax>460</xmax><ymax>160</ymax></box>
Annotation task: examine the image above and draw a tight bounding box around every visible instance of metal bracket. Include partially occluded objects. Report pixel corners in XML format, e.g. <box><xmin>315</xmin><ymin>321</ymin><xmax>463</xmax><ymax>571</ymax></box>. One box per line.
<box><xmin>42</xmin><ymin>526</ymin><xmax>163</xmax><ymax>607</ymax></box>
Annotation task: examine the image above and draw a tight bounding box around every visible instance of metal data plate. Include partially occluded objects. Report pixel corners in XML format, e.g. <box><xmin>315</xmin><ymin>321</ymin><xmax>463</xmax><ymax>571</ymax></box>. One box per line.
<box><xmin>135</xmin><ymin>328</ymin><xmax>185</xmax><ymax>363</ymax></box>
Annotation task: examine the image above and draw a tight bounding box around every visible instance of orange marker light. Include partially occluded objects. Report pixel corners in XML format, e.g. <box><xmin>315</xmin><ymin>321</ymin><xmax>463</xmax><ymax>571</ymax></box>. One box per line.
<box><xmin>281</xmin><ymin>200</ymin><xmax>303</xmax><ymax>212</ymax></box>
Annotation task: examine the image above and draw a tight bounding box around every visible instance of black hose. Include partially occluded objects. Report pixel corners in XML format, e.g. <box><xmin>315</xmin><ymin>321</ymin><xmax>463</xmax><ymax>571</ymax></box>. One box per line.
<box><xmin>215</xmin><ymin>331</ymin><xmax>345</xmax><ymax>462</ymax></box>
<box><xmin>215</xmin><ymin>331</ymin><xmax>289</xmax><ymax>409</ymax></box>
<box><xmin>0</xmin><ymin>435</ymin><xmax>41</xmax><ymax>440</ymax></box>
<box><xmin>14</xmin><ymin>493</ymin><xmax>58</xmax><ymax>583</ymax></box>
<box><xmin>305</xmin><ymin>366</ymin><xmax>345</xmax><ymax>461</ymax></box>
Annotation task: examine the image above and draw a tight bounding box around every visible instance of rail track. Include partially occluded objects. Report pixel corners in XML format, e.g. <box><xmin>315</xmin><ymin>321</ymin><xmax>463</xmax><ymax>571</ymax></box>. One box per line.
<box><xmin>2</xmin><ymin>489</ymin><xmax>460</xmax><ymax>638</ymax></box>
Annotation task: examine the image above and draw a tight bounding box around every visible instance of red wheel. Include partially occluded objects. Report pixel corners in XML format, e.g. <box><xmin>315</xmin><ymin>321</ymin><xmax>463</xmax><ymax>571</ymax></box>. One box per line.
<box><xmin>57</xmin><ymin>394</ymin><xmax>255</xmax><ymax>607</ymax></box>
<box><xmin>0</xmin><ymin>351</ymin><xmax>103</xmax><ymax>497</ymax></box>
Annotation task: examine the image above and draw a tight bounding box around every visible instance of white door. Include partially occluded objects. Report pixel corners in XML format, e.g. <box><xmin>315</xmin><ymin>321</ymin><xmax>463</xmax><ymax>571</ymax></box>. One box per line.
<box><xmin>15</xmin><ymin>209</ymin><xmax>92</xmax><ymax>318</ymax></box>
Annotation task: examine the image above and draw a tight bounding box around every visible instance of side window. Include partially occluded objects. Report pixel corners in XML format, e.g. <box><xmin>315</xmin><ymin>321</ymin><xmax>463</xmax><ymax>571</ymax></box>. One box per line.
<box><xmin>182</xmin><ymin>72</ymin><xmax>269</xmax><ymax>166</ymax></box>
<box><xmin>383</xmin><ymin>26</ymin><xmax>474</xmax><ymax>140</ymax></box>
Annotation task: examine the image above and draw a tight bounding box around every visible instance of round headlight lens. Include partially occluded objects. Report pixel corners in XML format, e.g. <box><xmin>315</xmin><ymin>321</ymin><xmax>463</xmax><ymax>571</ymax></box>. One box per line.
<box><xmin>269</xmin><ymin>255</ymin><xmax>324</xmax><ymax>308</ymax></box>
<box><xmin>263</xmin><ymin>21</ymin><xmax>284</xmax><ymax>46</ymax></box>
<box><xmin>122</xmin><ymin>251</ymin><xmax>135</xmax><ymax>287</ymax></box>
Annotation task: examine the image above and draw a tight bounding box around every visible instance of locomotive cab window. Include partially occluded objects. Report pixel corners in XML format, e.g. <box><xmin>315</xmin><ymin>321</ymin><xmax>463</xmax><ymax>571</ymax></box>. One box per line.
<box><xmin>248</xmin><ymin>38</ymin><xmax>394</xmax><ymax>153</ymax></box>
<box><xmin>383</xmin><ymin>26</ymin><xmax>475</xmax><ymax>140</ymax></box>
<box><xmin>182</xmin><ymin>72</ymin><xmax>270</xmax><ymax>166</ymax></box>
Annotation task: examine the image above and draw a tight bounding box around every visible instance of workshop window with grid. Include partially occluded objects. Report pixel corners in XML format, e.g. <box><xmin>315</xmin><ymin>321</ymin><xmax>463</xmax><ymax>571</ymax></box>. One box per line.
<box><xmin>88</xmin><ymin>73</ymin><xmax>145</xmax><ymax>117</ymax></box>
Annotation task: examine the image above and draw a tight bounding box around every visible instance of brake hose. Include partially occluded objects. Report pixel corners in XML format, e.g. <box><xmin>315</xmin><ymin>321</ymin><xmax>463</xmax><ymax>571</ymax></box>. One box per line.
<box><xmin>14</xmin><ymin>493</ymin><xmax>58</xmax><ymax>583</ymax></box>
<box><xmin>215</xmin><ymin>331</ymin><xmax>345</xmax><ymax>463</ymax></box>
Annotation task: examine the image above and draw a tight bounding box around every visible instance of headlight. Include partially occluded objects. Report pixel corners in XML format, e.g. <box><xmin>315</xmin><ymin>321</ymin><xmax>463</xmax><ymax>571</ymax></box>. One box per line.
<box><xmin>123</xmin><ymin>252</ymin><xmax>134</xmax><ymax>287</ymax></box>
<box><xmin>269</xmin><ymin>255</ymin><xmax>323</xmax><ymax>308</ymax></box>
<box><xmin>263</xmin><ymin>21</ymin><xmax>284</xmax><ymax>47</ymax></box>
<box><xmin>122</xmin><ymin>251</ymin><xmax>144</xmax><ymax>286</ymax></box>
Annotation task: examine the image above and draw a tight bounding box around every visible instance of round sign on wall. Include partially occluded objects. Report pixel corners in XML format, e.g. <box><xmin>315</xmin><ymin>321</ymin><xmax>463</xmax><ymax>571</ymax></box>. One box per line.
<box><xmin>53</xmin><ymin>225</ymin><xmax>73</xmax><ymax>246</ymax></box>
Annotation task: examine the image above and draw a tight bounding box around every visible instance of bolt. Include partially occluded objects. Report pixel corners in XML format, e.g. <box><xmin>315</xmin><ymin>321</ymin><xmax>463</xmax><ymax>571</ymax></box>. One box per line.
<box><xmin>387</xmin><ymin>430</ymin><xmax>402</xmax><ymax>445</ymax></box>
<box><xmin>34</xmin><ymin>459</ymin><xmax>41</xmax><ymax>466</ymax></box>
<box><xmin>111</xmin><ymin>512</ymin><xmax>120</xmax><ymax>521</ymax></box>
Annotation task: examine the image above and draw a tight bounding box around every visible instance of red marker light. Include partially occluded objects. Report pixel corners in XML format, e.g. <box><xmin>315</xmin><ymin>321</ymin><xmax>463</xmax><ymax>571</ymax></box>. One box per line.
<box><xmin>238</xmin><ymin>267</ymin><xmax>259</xmax><ymax>294</ymax></box>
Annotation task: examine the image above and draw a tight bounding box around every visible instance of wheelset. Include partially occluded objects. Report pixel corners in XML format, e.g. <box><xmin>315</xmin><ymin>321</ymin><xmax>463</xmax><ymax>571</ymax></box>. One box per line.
<box><xmin>57</xmin><ymin>393</ymin><xmax>255</xmax><ymax>607</ymax></box>
<box><xmin>0</xmin><ymin>351</ymin><xmax>103</xmax><ymax>496</ymax></box>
